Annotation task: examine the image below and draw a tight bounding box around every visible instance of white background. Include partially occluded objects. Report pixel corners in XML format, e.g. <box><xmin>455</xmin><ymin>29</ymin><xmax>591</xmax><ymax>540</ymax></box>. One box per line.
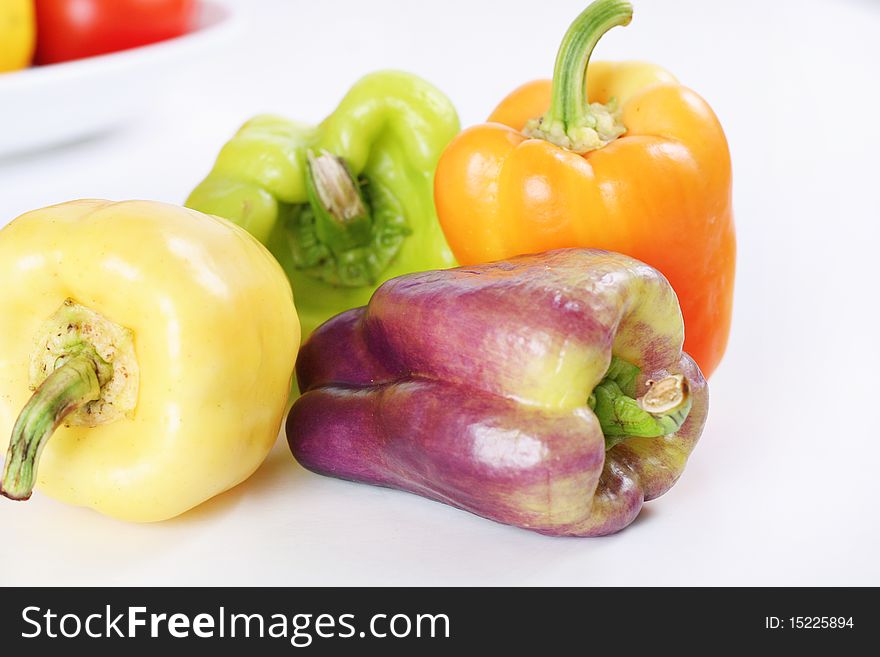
<box><xmin>1</xmin><ymin>0</ymin><xmax>879</xmax><ymax>585</ymax></box>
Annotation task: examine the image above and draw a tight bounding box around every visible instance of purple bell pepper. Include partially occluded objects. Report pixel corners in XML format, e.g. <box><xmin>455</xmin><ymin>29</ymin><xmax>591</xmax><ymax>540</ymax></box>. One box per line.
<box><xmin>287</xmin><ymin>248</ymin><xmax>708</xmax><ymax>536</ymax></box>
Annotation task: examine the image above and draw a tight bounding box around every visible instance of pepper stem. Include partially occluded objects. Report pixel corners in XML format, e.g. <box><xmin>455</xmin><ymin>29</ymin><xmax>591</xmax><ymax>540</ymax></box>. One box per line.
<box><xmin>524</xmin><ymin>0</ymin><xmax>632</xmax><ymax>152</ymax></box>
<box><xmin>294</xmin><ymin>149</ymin><xmax>411</xmax><ymax>287</ymax></box>
<box><xmin>588</xmin><ymin>356</ymin><xmax>691</xmax><ymax>449</ymax></box>
<box><xmin>1</xmin><ymin>351</ymin><xmax>102</xmax><ymax>500</ymax></box>
<box><xmin>305</xmin><ymin>149</ymin><xmax>373</xmax><ymax>254</ymax></box>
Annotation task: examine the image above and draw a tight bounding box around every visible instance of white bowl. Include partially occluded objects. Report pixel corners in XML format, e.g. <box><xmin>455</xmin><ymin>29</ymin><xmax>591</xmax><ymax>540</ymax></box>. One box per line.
<box><xmin>0</xmin><ymin>1</ymin><xmax>236</xmax><ymax>157</ymax></box>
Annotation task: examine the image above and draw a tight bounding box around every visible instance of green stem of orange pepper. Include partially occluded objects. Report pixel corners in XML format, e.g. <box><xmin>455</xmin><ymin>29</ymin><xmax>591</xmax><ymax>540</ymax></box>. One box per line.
<box><xmin>526</xmin><ymin>0</ymin><xmax>632</xmax><ymax>152</ymax></box>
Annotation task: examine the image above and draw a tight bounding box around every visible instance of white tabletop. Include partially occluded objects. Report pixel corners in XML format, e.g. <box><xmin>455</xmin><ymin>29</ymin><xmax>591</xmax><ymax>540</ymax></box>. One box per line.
<box><xmin>1</xmin><ymin>0</ymin><xmax>878</xmax><ymax>586</ymax></box>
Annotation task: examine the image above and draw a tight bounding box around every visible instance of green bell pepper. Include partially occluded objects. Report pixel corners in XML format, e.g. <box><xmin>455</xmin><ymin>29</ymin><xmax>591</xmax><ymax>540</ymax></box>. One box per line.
<box><xmin>186</xmin><ymin>70</ymin><xmax>460</xmax><ymax>337</ymax></box>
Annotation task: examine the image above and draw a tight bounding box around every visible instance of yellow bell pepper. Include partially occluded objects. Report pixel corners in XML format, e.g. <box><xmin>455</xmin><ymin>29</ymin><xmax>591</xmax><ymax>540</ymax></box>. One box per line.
<box><xmin>0</xmin><ymin>200</ymin><xmax>300</xmax><ymax>521</ymax></box>
<box><xmin>0</xmin><ymin>0</ymin><xmax>35</xmax><ymax>73</ymax></box>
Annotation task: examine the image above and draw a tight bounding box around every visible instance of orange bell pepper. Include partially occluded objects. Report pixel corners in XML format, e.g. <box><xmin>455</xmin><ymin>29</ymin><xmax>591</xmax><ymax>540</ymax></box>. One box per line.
<box><xmin>434</xmin><ymin>0</ymin><xmax>735</xmax><ymax>377</ymax></box>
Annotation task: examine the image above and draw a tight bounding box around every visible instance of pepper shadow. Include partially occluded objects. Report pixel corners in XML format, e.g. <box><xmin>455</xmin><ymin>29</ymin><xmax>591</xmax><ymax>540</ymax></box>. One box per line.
<box><xmin>627</xmin><ymin>504</ymin><xmax>657</xmax><ymax>530</ymax></box>
<box><xmin>164</xmin><ymin>436</ymin><xmax>306</xmax><ymax>525</ymax></box>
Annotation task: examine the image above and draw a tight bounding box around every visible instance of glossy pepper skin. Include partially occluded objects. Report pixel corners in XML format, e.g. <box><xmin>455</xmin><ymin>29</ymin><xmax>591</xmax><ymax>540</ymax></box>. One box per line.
<box><xmin>288</xmin><ymin>249</ymin><xmax>708</xmax><ymax>537</ymax></box>
<box><xmin>187</xmin><ymin>70</ymin><xmax>459</xmax><ymax>339</ymax></box>
<box><xmin>0</xmin><ymin>0</ymin><xmax>35</xmax><ymax>73</ymax></box>
<box><xmin>434</xmin><ymin>0</ymin><xmax>735</xmax><ymax>378</ymax></box>
<box><xmin>0</xmin><ymin>200</ymin><xmax>299</xmax><ymax>521</ymax></box>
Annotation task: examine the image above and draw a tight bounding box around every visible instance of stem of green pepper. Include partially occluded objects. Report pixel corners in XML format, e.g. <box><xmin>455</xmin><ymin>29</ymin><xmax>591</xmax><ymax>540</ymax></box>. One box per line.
<box><xmin>588</xmin><ymin>356</ymin><xmax>691</xmax><ymax>449</ymax></box>
<box><xmin>1</xmin><ymin>350</ymin><xmax>104</xmax><ymax>500</ymax></box>
<box><xmin>305</xmin><ymin>149</ymin><xmax>374</xmax><ymax>254</ymax></box>
<box><xmin>524</xmin><ymin>0</ymin><xmax>632</xmax><ymax>152</ymax></box>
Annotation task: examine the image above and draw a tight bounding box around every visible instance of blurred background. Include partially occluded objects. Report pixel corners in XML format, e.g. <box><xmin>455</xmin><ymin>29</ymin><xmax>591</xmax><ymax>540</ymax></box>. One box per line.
<box><xmin>1</xmin><ymin>0</ymin><xmax>878</xmax><ymax>585</ymax></box>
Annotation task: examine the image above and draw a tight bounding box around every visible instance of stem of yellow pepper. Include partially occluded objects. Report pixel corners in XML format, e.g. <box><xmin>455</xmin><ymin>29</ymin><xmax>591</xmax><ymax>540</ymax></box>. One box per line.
<box><xmin>524</xmin><ymin>0</ymin><xmax>632</xmax><ymax>153</ymax></box>
<box><xmin>1</xmin><ymin>349</ymin><xmax>105</xmax><ymax>500</ymax></box>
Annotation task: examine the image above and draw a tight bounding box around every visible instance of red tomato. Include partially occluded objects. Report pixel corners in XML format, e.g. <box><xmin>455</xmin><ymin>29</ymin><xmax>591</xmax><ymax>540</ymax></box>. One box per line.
<box><xmin>34</xmin><ymin>0</ymin><xmax>197</xmax><ymax>65</ymax></box>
